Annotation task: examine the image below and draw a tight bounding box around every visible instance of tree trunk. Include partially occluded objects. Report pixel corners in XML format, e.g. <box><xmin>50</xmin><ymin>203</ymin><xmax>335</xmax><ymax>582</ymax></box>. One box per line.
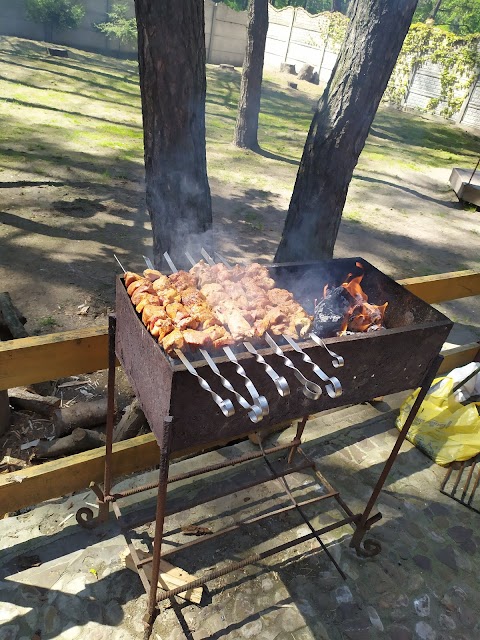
<box><xmin>233</xmin><ymin>0</ymin><xmax>269</xmax><ymax>150</ymax></box>
<box><xmin>331</xmin><ymin>0</ymin><xmax>343</xmax><ymax>11</ymax></box>
<box><xmin>134</xmin><ymin>0</ymin><xmax>213</xmax><ymax>270</ymax></box>
<box><xmin>275</xmin><ymin>0</ymin><xmax>418</xmax><ymax>264</ymax></box>
<box><xmin>430</xmin><ymin>0</ymin><xmax>442</xmax><ymax>20</ymax></box>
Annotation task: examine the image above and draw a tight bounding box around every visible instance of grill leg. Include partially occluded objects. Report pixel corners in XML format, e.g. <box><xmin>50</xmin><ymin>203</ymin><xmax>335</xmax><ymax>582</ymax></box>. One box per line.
<box><xmin>350</xmin><ymin>354</ymin><xmax>443</xmax><ymax>557</ymax></box>
<box><xmin>76</xmin><ymin>313</ymin><xmax>116</xmax><ymax>529</ymax></box>
<box><xmin>144</xmin><ymin>416</ymin><xmax>173</xmax><ymax>638</ymax></box>
<box><xmin>288</xmin><ymin>415</ymin><xmax>309</xmax><ymax>464</ymax></box>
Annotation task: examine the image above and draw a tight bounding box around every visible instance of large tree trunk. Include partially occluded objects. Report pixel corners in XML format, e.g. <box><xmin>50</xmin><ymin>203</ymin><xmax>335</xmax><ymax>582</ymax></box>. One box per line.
<box><xmin>134</xmin><ymin>0</ymin><xmax>213</xmax><ymax>270</ymax></box>
<box><xmin>233</xmin><ymin>0</ymin><xmax>269</xmax><ymax>150</ymax></box>
<box><xmin>275</xmin><ymin>0</ymin><xmax>418</xmax><ymax>264</ymax></box>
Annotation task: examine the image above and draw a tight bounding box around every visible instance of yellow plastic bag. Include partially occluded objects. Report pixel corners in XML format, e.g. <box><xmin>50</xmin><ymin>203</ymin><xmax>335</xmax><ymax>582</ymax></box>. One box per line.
<box><xmin>396</xmin><ymin>376</ymin><xmax>480</xmax><ymax>466</ymax></box>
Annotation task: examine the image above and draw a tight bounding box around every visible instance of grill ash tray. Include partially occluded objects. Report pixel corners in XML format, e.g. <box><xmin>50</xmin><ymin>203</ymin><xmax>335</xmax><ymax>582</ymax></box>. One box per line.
<box><xmin>115</xmin><ymin>258</ymin><xmax>452</xmax><ymax>453</ymax></box>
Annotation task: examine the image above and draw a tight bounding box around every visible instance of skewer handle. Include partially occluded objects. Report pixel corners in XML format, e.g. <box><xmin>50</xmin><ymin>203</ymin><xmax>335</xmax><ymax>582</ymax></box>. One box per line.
<box><xmin>174</xmin><ymin>349</ymin><xmax>235</xmax><ymax>417</ymax></box>
<box><xmin>309</xmin><ymin>333</ymin><xmax>344</xmax><ymax>368</ymax></box>
<box><xmin>264</xmin><ymin>333</ymin><xmax>322</xmax><ymax>401</ymax></box>
<box><xmin>283</xmin><ymin>336</ymin><xmax>342</xmax><ymax>398</ymax></box>
<box><xmin>200</xmin><ymin>349</ymin><xmax>263</xmax><ymax>422</ymax></box>
<box><xmin>244</xmin><ymin>342</ymin><xmax>290</xmax><ymax>397</ymax></box>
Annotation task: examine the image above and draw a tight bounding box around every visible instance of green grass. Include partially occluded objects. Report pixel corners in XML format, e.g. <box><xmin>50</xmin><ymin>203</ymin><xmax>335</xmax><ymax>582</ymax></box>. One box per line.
<box><xmin>0</xmin><ymin>35</ymin><xmax>479</xmax><ymax>241</ymax></box>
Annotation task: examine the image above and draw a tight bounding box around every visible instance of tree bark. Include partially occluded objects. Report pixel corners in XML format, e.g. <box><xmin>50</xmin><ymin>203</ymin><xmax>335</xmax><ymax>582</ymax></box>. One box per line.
<box><xmin>275</xmin><ymin>0</ymin><xmax>418</xmax><ymax>264</ymax></box>
<box><xmin>233</xmin><ymin>0</ymin><xmax>269</xmax><ymax>150</ymax></box>
<box><xmin>430</xmin><ymin>0</ymin><xmax>442</xmax><ymax>20</ymax></box>
<box><xmin>134</xmin><ymin>0</ymin><xmax>213</xmax><ymax>270</ymax></box>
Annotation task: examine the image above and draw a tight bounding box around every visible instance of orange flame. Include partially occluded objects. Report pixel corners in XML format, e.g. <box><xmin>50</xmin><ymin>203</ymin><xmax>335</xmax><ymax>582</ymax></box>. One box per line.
<box><xmin>336</xmin><ymin>263</ymin><xmax>388</xmax><ymax>335</ymax></box>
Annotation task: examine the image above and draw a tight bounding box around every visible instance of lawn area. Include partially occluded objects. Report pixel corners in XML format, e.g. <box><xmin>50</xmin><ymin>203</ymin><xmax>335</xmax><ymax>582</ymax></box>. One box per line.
<box><xmin>0</xmin><ymin>36</ymin><xmax>479</xmax><ymax>338</ymax></box>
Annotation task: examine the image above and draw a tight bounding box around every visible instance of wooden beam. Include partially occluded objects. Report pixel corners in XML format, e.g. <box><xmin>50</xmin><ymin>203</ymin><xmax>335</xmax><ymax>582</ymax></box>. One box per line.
<box><xmin>0</xmin><ymin>433</ymin><xmax>158</xmax><ymax>517</ymax></box>
<box><xmin>0</xmin><ymin>326</ymin><xmax>111</xmax><ymax>391</ymax></box>
<box><xmin>439</xmin><ymin>342</ymin><xmax>480</xmax><ymax>374</ymax></box>
<box><xmin>2</xmin><ymin>340</ymin><xmax>479</xmax><ymax>517</ymax></box>
<box><xmin>0</xmin><ymin>426</ymin><xmax>275</xmax><ymax>517</ymax></box>
<box><xmin>0</xmin><ymin>270</ymin><xmax>478</xmax><ymax>391</ymax></box>
<box><xmin>399</xmin><ymin>270</ymin><xmax>480</xmax><ymax>304</ymax></box>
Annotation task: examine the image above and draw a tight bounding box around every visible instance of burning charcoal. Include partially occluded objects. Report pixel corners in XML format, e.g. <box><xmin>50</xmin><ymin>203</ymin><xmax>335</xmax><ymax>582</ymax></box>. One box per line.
<box><xmin>313</xmin><ymin>287</ymin><xmax>351</xmax><ymax>337</ymax></box>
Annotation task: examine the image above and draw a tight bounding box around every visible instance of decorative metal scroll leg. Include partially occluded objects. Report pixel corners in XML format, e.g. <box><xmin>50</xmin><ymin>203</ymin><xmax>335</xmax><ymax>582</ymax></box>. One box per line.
<box><xmin>76</xmin><ymin>313</ymin><xmax>117</xmax><ymax>529</ymax></box>
<box><xmin>350</xmin><ymin>354</ymin><xmax>443</xmax><ymax>557</ymax></box>
<box><xmin>288</xmin><ymin>416</ymin><xmax>309</xmax><ymax>464</ymax></box>
<box><xmin>144</xmin><ymin>417</ymin><xmax>173</xmax><ymax>639</ymax></box>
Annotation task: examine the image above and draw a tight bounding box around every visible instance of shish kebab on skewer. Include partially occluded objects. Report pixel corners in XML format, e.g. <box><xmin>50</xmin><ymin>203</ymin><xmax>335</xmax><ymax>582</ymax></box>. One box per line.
<box><xmin>116</xmin><ymin>249</ymin><xmax>342</xmax><ymax>407</ymax></box>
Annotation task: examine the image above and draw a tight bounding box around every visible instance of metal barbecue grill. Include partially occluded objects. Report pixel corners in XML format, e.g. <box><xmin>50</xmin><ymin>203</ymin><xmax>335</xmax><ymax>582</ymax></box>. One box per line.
<box><xmin>77</xmin><ymin>256</ymin><xmax>452</xmax><ymax>638</ymax></box>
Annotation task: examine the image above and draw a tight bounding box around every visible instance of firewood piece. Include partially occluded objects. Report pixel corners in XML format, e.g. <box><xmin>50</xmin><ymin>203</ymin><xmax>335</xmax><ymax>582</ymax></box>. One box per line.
<box><xmin>113</xmin><ymin>399</ymin><xmax>147</xmax><ymax>443</ymax></box>
<box><xmin>52</xmin><ymin>398</ymin><xmax>110</xmax><ymax>437</ymax></box>
<box><xmin>181</xmin><ymin>524</ymin><xmax>213</xmax><ymax>536</ymax></box>
<box><xmin>121</xmin><ymin>548</ymin><xmax>203</xmax><ymax>604</ymax></box>
<box><xmin>8</xmin><ymin>387</ymin><xmax>60</xmax><ymax>417</ymax></box>
<box><xmin>33</xmin><ymin>428</ymin><xmax>105</xmax><ymax>459</ymax></box>
<box><xmin>0</xmin><ymin>390</ymin><xmax>9</xmax><ymax>437</ymax></box>
<box><xmin>0</xmin><ymin>292</ymin><xmax>28</xmax><ymax>339</ymax></box>
<box><xmin>313</xmin><ymin>286</ymin><xmax>352</xmax><ymax>337</ymax></box>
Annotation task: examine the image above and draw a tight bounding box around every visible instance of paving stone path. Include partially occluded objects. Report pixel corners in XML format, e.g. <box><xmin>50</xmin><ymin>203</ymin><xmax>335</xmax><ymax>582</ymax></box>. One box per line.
<box><xmin>1</xmin><ymin>397</ymin><xmax>479</xmax><ymax>640</ymax></box>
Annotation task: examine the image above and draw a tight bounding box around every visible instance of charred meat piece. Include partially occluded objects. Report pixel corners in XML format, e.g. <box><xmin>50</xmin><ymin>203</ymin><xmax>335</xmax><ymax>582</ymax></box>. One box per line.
<box><xmin>143</xmin><ymin>268</ymin><xmax>162</xmax><ymax>282</ymax></box>
<box><xmin>162</xmin><ymin>328</ymin><xmax>185</xmax><ymax>354</ymax></box>
<box><xmin>169</xmin><ymin>270</ymin><xmax>197</xmax><ymax>291</ymax></box>
<box><xmin>136</xmin><ymin>294</ymin><xmax>161</xmax><ymax>314</ymax></box>
<box><xmin>142</xmin><ymin>304</ymin><xmax>166</xmax><ymax>327</ymax></box>
<box><xmin>151</xmin><ymin>318</ymin><xmax>174</xmax><ymax>340</ymax></box>
<box><xmin>152</xmin><ymin>275</ymin><xmax>171</xmax><ymax>292</ymax></box>
<box><xmin>127</xmin><ymin>278</ymin><xmax>152</xmax><ymax>297</ymax></box>
<box><xmin>124</xmin><ymin>272</ymin><xmax>142</xmax><ymax>288</ymax></box>
<box><xmin>131</xmin><ymin>285</ymin><xmax>156</xmax><ymax>306</ymax></box>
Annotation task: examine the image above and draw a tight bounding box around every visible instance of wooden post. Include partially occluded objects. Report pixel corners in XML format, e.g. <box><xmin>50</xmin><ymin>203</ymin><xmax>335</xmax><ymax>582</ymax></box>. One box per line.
<box><xmin>0</xmin><ymin>390</ymin><xmax>9</xmax><ymax>437</ymax></box>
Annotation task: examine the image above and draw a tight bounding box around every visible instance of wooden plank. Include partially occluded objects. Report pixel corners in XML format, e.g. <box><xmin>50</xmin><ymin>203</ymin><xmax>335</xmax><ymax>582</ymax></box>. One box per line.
<box><xmin>0</xmin><ymin>270</ymin><xmax>478</xmax><ymax>391</ymax></box>
<box><xmin>0</xmin><ymin>326</ymin><xmax>111</xmax><ymax>391</ymax></box>
<box><xmin>0</xmin><ymin>433</ymin><xmax>159</xmax><ymax>517</ymax></box>
<box><xmin>2</xmin><ymin>341</ymin><xmax>479</xmax><ymax>517</ymax></box>
<box><xmin>439</xmin><ymin>342</ymin><xmax>480</xmax><ymax>374</ymax></box>
<box><xmin>399</xmin><ymin>270</ymin><xmax>480</xmax><ymax>304</ymax></box>
<box><xmin>0</xmin><ymin>425</ymin><xmax>276</xmax><ymax>517</ymax></box>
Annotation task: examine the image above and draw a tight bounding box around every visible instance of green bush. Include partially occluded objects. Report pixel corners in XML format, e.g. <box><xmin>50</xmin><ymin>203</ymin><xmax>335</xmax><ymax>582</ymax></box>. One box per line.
<box><xmin>96</xmin><ymin>3</ymin><xmax>137</xmax><ymax>47</ymax></box>
<box><xmin>25</xmin><ymin>0</ymin><xmax>85</xmax><ymax>41</ymax></box>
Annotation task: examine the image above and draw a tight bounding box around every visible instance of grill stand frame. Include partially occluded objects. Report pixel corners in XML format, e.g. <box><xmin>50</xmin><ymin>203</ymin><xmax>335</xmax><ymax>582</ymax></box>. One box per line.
<box><xmin>76</xmin><ymin>314</ymin><xmax>443</xmax><ymax>638</ymax></box>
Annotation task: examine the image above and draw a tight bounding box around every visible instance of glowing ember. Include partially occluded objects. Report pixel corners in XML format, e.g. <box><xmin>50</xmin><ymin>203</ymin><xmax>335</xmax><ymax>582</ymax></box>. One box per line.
<box><xmin>337</xmin><ymin>263</ymin><xmax>388</xmax><ymax>335</ymax></box>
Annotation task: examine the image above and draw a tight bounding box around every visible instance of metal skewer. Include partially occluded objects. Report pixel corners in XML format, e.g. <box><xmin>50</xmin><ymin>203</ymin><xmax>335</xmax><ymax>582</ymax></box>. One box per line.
<box><xmin>140</xmin><ymin>255</ymin><xmax>236</xmax><ymax>417</ymax></box>
<box><xmin>183</xmin><ymin>253</ymin><xmax>270</xmax><ymax>416</ymax></box>
<box><xmin>174</xmin><ymin>349</ymin><xmax>235</xmax><ymax>417</ymax></box>
<box><xmin>114</xmin><ymin>253</ymin><xmax>127</xmax><ymax>273</ymax></box>
<box><xmin>200</xmin><ymin>350</ymin><xmax>263</xmax><ymax>422</ymax></box>
<box><xmin>264</xmin><ymin>333</ymin><xmax>322</xmax><ymax>400</ymax></box>
<box><xmin>213</xmin><ymin>251</ymin><xmax>329</xmax><ymax>399</ymax></box>
<box><xmin>283</xmin><ymin>335</ymin><xmax>342</xmax><ymax>398</ymax></box>
<box><xmin>309</xmin><ymin>333</ymin><xmax>344</xmax><ymax>368</ymax></box>
<box><xmin>243</xmin><ymin>342</ymin><xmax>290</xmax><ymax>397</ymax></box>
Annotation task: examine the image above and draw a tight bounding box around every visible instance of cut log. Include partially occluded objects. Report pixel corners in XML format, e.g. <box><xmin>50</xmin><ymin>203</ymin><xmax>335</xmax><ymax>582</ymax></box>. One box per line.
<box><xmin>0</xmin><ymin>390</ymin><xmax>10</xmax><ymax>437</ymax></box>
<box><xmin>33</xmin><ymin>428</ymin><xmax>105</xmax><ymax>459</ymax></box>
<box><xmin>0</xmin><ymin>292</ymin><xmax>28</xmax><ymax>340</ymax></box>
<box><xmin>8</xmin><ymin>387</ymin><xmax>60</xmax><ymax>417</ymax></box>
<box><xmin>52</xmin><ymin>398</ymin><xmax>110</xmax><ymax>437</ymax></box>
<box><xmin>113</xmin><ymin>399</ymin><xmax>147</xmax><ymax>443</ymax></box>
<box><xmin>219</xmin><ymin>63</ymin><xmax>235</xmax><ymax>71</ymax></box>
<box><xmin>280</xmin><ymin>62</ymin><xmax>296</xmax><ymax>74</ymax></box>
<box><xmin>297</xmin><ymin>64</ymin><xmax>314</xmax><ymax>82</ymax></box>
<box><xmin>287</xmin><ymin>81</ymin><xmax>298</xmax><ymax>89</ymax></box>
<box><xmin>121</xmin><ymin>549</ymin><xmax>203</xmax><ymax>604</ymax></box>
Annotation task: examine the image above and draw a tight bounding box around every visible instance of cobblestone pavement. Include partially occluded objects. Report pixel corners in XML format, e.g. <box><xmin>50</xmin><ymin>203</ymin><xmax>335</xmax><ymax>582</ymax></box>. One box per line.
<box><xmin>1</xmin><ymin>396</ymin><xmax>479</xmax><ymax>640</ymax></box>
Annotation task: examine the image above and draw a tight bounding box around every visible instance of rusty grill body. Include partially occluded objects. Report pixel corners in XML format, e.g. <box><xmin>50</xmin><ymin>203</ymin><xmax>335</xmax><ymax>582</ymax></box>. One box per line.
<box><xmin>115</xmin><ymin>258</ymin><xmax>452</xmax><ymax>453</ymax></box>
<box><xmin>78</xmin><ymin>258</ymin><xmax>450</xmax><ymax>637</ymax></box>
